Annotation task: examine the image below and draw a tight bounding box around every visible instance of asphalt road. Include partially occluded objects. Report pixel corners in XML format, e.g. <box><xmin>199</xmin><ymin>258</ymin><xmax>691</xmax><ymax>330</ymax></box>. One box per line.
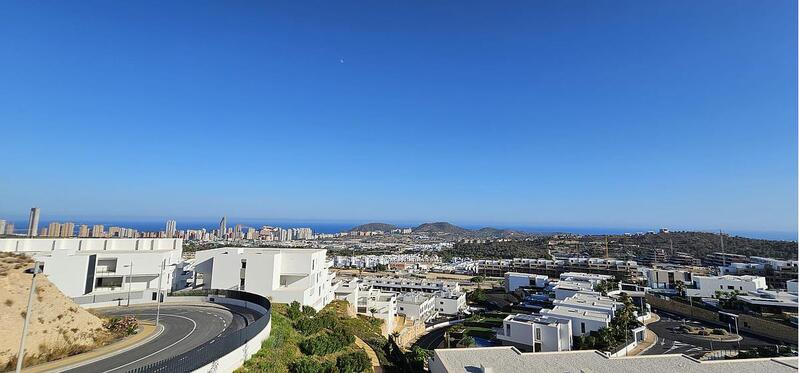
<box><xmin>63</xmin><ymin>303</ymin><xmax>259</xmax><ymax>373</ymax></box>
<box><xmin>413</xmin><ymin>326</ymin><xmax>449</xmax><ymax>350</ymax></box>
<box><xmin>643</xmin><ymin>310</ymin><xmax>777</xmax><ymax>357</ymax></box>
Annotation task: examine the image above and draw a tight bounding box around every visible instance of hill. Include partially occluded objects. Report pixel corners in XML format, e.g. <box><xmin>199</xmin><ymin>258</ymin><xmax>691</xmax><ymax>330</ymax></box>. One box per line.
<box><xmin>349</xmin><ymin>223</ymin><xmax>398</xmax><ymax>232</ymax></box>
<box><xmin>413</xmin><ymin>222</ymin><xmax>469</xmax><ymax>234</ymax></box>
<box><xmin>0</xmin><ymin>253</ymin><xmax>117</xmax><ymax>369</ymax></box>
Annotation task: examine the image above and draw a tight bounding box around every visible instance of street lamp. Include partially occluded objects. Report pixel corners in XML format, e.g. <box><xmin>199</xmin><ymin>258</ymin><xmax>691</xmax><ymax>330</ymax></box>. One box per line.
<box><xmin>16</xmin><ymin>262</ymin><xmax>43</xmax><ymax>373</ymax></box>
<box><xmin>154</xmin><ymin>259</ymin><xmax>177</xmax><ymax>327</ymax></box>
<box><xmin>122</xmin><ymin>262</ymin><xmax>133</xmax><ymax>307</ymax></box>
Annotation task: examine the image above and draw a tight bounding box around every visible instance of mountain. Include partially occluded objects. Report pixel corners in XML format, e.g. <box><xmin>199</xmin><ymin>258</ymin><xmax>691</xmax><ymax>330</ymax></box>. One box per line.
<box><xmin>413</xmin><ymin>222</ymin><xmax>470</xmax><ymax>234</ymax></box>
<box><xmin>349</xmin><ymin>223</ymin><xmax>398</xmax><ymax>232</ymax></box>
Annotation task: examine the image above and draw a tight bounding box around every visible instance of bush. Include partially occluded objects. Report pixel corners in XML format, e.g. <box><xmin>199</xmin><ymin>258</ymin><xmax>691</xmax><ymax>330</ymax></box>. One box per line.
<box><xmin>287</xmin><ymin>301</ymin><xmax>303</xmax><ymax>320</ymax></box>
<box><xmin>295</xmin><ymin>313</ymin><xmax>336</xmax><ymax>335</ymax></box>
<box><xmin>712</xmin><ymin>328</ymin><xmax>728</xmax><ymax>335</ymax></box>
<box><xmin>103</xmin><ymin>316</ymin><xmax>139</xmax><ymax>336</ymax></box>
<box><xmin>289</xmin><ymin>357</ymin><xmax>336</xmax><ymax>373</ymax></box>
<box><xmin>299</xmin><ymin>328</ymin><xmax>355</xmax><ymax>356</ymax></box>
<box><xmin>336</xmin><ymin>350</ymin><xmax>371</xmax><ymax>373</ymax></box>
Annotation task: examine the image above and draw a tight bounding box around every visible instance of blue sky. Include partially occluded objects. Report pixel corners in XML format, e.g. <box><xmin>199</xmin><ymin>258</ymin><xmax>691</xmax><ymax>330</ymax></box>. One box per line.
<box><xmin>0</xmin><ymin>1</ymin><xmax>796</xmax><ymax>236</ymax></box>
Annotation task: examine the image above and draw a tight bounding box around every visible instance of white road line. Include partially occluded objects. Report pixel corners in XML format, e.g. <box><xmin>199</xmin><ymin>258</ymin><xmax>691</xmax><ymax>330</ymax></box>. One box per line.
<box><xmin>101</xmin><ymin>314</ymin><xmax>198</xmax><ymax>373</ymax></box>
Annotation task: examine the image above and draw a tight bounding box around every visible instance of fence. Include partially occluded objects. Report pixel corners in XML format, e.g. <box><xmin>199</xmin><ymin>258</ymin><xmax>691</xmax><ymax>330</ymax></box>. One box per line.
<box><xmin>126</xmin><ymin>289</ymin><xmax>271</xmax><ymax>373</ymax></box>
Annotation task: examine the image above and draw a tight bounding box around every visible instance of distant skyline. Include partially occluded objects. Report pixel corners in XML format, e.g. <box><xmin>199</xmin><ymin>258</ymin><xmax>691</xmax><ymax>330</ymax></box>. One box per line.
<box><xmin>1</xmin><ymin>1</ymin><xmax>796</xmax><ymax>237</ymax></box>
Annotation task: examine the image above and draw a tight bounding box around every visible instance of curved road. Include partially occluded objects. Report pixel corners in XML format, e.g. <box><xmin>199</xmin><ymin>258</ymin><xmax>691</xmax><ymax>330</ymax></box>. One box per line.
<box><xmin>63</xmin><ymin>303</ymin><xmax>260</xmax><ymax>373</ymax></box>
<box><xmin>642</xmin><ymin>310</ymin><xmax>778</xmax><ymax>357</ymax></box>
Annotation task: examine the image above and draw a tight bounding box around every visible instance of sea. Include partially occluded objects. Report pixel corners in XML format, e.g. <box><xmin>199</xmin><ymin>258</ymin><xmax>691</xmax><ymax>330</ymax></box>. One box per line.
<box><xmin>4</xmin><ymin>219</ymin><xmax>796</xmax><ymax>241</ymax></box>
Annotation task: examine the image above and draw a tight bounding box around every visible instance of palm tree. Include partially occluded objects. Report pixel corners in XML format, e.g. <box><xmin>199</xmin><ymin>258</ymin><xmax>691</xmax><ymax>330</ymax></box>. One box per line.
<box><xmin>471</xmin><ymin>276</ymin><xmax>485</xmax><ymax>290</ymax></box>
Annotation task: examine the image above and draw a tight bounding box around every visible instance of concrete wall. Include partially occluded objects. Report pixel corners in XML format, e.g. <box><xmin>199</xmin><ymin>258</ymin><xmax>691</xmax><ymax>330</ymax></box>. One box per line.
<box><xmin>646</xmin><ymin>294</ymin><xmax>797</xmax><ymax>344</ymax></box>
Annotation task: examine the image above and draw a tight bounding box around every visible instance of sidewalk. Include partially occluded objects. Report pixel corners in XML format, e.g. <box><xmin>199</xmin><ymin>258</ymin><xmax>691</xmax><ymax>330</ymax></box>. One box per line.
<box><xmin>627</xmin><ymin>313</ymin><xmax>661</xmax><ymax>356</ymax></box>
<box><xmin>23</xmin><ymin>322</ymin><xmax>159</xmax><ymax>373</ymax></box>
<box><xmin>354</xmin><ymin>336</ymin><xmax>382</xmax><ymax>373</ymax></box>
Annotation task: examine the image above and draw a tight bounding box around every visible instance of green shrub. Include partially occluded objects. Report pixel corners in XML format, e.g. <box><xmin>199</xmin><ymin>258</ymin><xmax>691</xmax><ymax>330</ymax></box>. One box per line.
<box><xmin>295</xmin><ymin>313</ymin><xmax>336</xmax><ymax>335</ymax></box>
<box><xmin>287</xmin><ymin>301</ymin><xmax>303</xmax><ymax>320</ymax></box>
<box><xmin>336</xmin><ymin>350</ymin><xmax>371</xmax><ymax>373</ymax></box>
<box><xmin>299</xmin><ymin>328</ymin><xmax>355</xmax><ymax>356</ymax></box>
<box><xmin>289</xmin><ymin>357</ymin><xmax>335</xmax><ymax>373</ymax></box>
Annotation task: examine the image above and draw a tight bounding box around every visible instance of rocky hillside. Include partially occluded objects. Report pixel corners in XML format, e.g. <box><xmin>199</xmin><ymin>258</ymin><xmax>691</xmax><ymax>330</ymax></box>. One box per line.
<box><xmin>349</xmin><ymin>223</ymin><xmax>398</xmax><ymax>232</ymax></box>
<box><xmin>413</xmin><ymin>222</ymin><xmax>469</xmax><ymax>234</ymax></box>
<box><xmin>0</xmin><ymin>253</ymin><xmax>110</xmax><ymax>369</ymax></box>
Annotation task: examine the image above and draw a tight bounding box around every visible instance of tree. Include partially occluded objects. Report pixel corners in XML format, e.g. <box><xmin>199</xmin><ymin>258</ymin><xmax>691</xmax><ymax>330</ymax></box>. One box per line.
<box><xmin>467</xmin><ymin>289</ymin><xmax>487</xmax><ymax>304</ymax></box>
<box><xmin>674</xmin><ymin>280</ymin><xmax>686</xmax><ymax>297</ymax></box>
<box><xmin>407</xmin><ymin>346</ymin><xmax>431</xmax><ymax>371</ymax></box>
<box><xmin>471</xmin><ymin>276</ymin><xmax>485</xmax><ymax>290</ymax></box>
<box><xmin>461</xmin><ymin>336</ymin><xmax>476</xmax><ymax>347</ymax></box>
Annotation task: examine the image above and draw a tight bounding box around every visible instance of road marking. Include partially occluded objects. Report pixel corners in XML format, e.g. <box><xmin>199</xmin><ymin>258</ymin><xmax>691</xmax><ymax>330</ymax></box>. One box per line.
<box><xmin>100</xmin><ymin>313</ymin><xmax>198</xmax><ymax>373</ymax></box>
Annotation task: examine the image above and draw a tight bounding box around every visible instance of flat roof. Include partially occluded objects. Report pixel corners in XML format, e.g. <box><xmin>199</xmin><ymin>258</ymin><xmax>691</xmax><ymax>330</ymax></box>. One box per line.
<box><xmin>431</xmin><ymin>347</ymin><xmax>798</xmax><ymax>373</ymax></box>
<box><xmin>542</xmin><ymin>306</ymin><xmax>609</xmax><ymax>322</ymax></box>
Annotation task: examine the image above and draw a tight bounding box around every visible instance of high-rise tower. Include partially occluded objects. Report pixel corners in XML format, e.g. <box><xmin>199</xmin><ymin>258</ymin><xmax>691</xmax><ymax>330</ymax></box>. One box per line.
<box><xmin>27</xmin><ymin>207</ymin><xmax>40</xmax><ymax>237</ymax></box>
<box><xmin>219</xmin><ymin>216</ymin><xmax>227</xmax><ymax>239</ymax></box>
<box><xmin>166</xmin><ymin>220</ymin><xmax>177</xmax><ymax>238</ymax></box>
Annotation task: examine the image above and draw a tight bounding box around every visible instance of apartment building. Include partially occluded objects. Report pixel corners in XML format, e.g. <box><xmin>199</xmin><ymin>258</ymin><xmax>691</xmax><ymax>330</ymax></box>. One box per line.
<box><xmin>193</xmin><ymin>247</ymin><xmax>335</xmax><ymax>310</ymax></box>
<box><xmin>478</xmin><ymin>257</ymin><xmax>639</xmax><ymax>282</ymax></box>
<box><xmin>553</xmin><ymin>293</ymin><xmax>621</xmax><ymax>319</ymax></box>
<box><xmin>685</xmin><ymin>275</ymin><xmax>768</xmax><ymax>298</ymax></box>
<box><xmin>361</xmin><ymin>276</ymin><xmax>461</xmax><ymax>294</ymax></box>
<box><xmin>0</xmin><ymin>238</ymin><xmax>182</xmax><ymax>306</ymax></box>
<box><xmin>552</xmin><ymin>280</ymin><xmax>595</xmax><ymax>301</ymax></box>
<box><xmin>428</xmin><ymin>347</ymin><xmax>798</xmax><ymax>373</ymax></box>
<box><xmin>358</xmin><ymin>287</ymin><xmax>398</xmax><ymax>334</ymax></box>
<box><xmin>540</xmin><ymin>305</ymin><xmax>611</xmax><ymax>336</ymax></box>
<box><xmin>496</xmin><ymin>314</ymin><xmax>572</xmax><ymax>352</ymax></box>
<box><xmin>720</xmin><ymin>257</ymin><xmax>798</xmax><ymax>290</ymax></box>
<box><xmin>433</xmin><ymin>289</ymin><xmax>467</xmax><ymax>315</ymax></box>
<box><xmin>642</xmin><ymin>267</ymin><xmax>694</xmax><ymax>292</ymax></box>
<box><xmin>505</xmin><ymin>272</ymin><xmax>549</xmax><ymax>292</ymax></box>
<box><xmin>396</xmin><ymin>292</ymin><xmax>437</xmax><ymax>322</ymax></box>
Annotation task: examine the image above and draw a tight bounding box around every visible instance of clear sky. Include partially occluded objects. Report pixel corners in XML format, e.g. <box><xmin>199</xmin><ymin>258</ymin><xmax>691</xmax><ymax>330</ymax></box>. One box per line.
<box><xmin>0</xmin><ymin>1</ymin><xmax>796</xmax><ymax>236</ymax></box>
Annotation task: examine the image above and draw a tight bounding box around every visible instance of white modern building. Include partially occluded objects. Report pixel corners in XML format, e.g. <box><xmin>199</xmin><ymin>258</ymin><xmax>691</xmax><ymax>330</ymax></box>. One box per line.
<box><xmin>397</xmin><ymin>292</ymin><xmax>437</xmax><ymax>322</ymax></box>
<box><xmin>642</xmin><ymin>267</ymin><xmax>694</xmax><ymax>291</ymax></box>
<box><xmin>505</xmin><ymin>272</ymin><xmax>549</xmax><ymax>292</ymax></box>
<box><xmin>428</xmin><ymin>347</ymin><xmax>799</xmax><ymax>373</ymax></box>
<box><xmin>362</xmin><ymin>276</ymin><xmax>461</xmax><ymax>294</ymax></box>
<box><xmin>540</xmin><ymin>305</ymin><xmax>611</xmax><ymax>336</ymax></box>
<box><xmin>0</xmin><ymin>238</ymin><xmax>183</xmax><ymax>306</ymax></box>
<box><xmin>433</xmin><ymin>289</ymin><xmax>467</xmax><ymax>315</ymax></box>
<box><xmin>559</xmin><ymin>272</ymin><xmax>615</xmax><ymax>287</ymax></box>
<box><xmin>193</xmin><ymin>247</ymin><xmax>335</xmax><ymax>310</ymax></box>
<box><xmin>551</xmin><ymin>280</ymin><xmax>595</xmax><ymax>300</ymax></box>
<box><xmin>685</xmin><ymin>275</ymin><xmax>768</xmax><ymax>298</ymax></box>
<box><xmin>553</xmin><ymin>293</ymin><xmax>621</xmax><ymax>319</ymax></box>
<box><xmin>788</xmin><ymin>279</ymin><xmax>798</xmax><ymax>294</ymax></box>
<box><xmin>496</xmin><ymin>314</ymin><xmax>572</xmax><ymax>352</ymax></box>
<box><xmin>358</xmin><ymin>287</ymin><xmax>398</xmax><ymax>334</ymax></box>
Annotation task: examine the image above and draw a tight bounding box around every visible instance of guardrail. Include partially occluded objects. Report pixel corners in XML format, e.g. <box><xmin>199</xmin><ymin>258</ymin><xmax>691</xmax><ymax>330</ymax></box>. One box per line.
<box><xmin>126</xmin><ymin>289</ymin><xmax>271</xmax><ymax>373</ymax></box>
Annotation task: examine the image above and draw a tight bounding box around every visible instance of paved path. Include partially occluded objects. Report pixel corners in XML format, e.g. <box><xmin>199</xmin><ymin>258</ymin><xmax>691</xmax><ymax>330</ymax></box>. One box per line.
<box><xmin>354</xmin><ymin>336</ymin><xmax>381</xmax><ymax>373</ymax></box>
<box><xmin>627</xmin><ymin>313</ymin><xmax>660</xmax><ymax>356</ymax></box>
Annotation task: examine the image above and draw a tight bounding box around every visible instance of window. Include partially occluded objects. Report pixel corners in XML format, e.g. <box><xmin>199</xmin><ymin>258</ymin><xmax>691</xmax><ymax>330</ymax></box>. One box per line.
<box><xmin>727</xmin><ymin>285</ymin><xmax>734</xmax><ymax>290</ymax></box>
<box><xmin>505</xmin><ymin>324</ymin><xmax>511</xmax><ymax>337</ymax></box>
<box><xmin>581</xmin><ymin>322</ymin><xmax>586</xmax><ymax>334</ymax></box>
<box><xmin>535</xmin><ymin>328</ymin><xmax>541</xmax><ymax>341</ymax></box>
<box><xmin>240</xmin><ymin>278</ymin><xmax>245</xmax><ymax>288</ymax></box>
<box><xmin>241</xmin><ymin>260</ymin><xmax>247</xmax><ymax>269</ymax></box>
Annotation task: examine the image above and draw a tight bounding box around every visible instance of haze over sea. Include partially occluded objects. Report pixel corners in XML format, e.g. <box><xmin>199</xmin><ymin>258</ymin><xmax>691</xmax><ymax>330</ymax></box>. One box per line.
<box><xmin>6</xmin><ymin>218</ymin><xmax>796</xmax><ymax>242</ymax></box>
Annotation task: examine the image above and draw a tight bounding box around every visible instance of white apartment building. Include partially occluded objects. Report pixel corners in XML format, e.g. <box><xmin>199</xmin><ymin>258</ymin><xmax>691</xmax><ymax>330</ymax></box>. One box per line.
<box><xmin>397</xmin><ymin>292</ymin><xmax>437</xmax><ymax>322</ymax></box>
<box><xmin>358</xmin><ymin>287</ymin><xmax>398</xmax><ymax>334</ymax></box>
<box><xmin>193</xmin><ymin>247</ymin><xmax>335</xmax><ymax>310</ymax></box>
<box><xmin>553</xmin><ymin>293</ymin><xmax>621</xmax><ymax>319</ymax></box>
<box><xmin>362</xmin><ymin>276</ymin><xmax>461</xmax><ymax>294</ymax></box>
<box><xmin>551</xmin><ymin>280</ymin><xmax>595</xmax><ymax>300</ymax></box>
<box><xmin>496</xmin><ymin>314</ymin><xmax>572</xmax><ymax>352</ymax></box>
<box><xmin>540</xmin><ymin>305</ymin><xmax>611</xmax><ymax>336</ymax></box>
<box><xmin>0</xmin><ymin>238</ymin><xmax>182</xmax><ymax>307</ymax></box>
<box><xmin>642</xmin><ymin>267</ymin><xmax>694</xmax><ymax>291</ymax></box>
<box><xmin>685</xmin><ymin>275</ymin><xmax>768</xmax><ymax>298</ymax></box>
<box><xmin>432</xmin><ymin>289</ymin><xmax>467</xmax><ymax>315</ymax></box>
<box><xmin>505</xmin><ymin>272</ymin><xmax>549</xmax><ymax>292</ymax></box>
<box><xmin>788</xmin><ymin>279</ymin><xmax>798</xmax><ymax>294</ymax></box>
<box><xmin>559</xmin><ymin>272</ymin><xmax>615</xmax><ymax>287</ymax></box>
